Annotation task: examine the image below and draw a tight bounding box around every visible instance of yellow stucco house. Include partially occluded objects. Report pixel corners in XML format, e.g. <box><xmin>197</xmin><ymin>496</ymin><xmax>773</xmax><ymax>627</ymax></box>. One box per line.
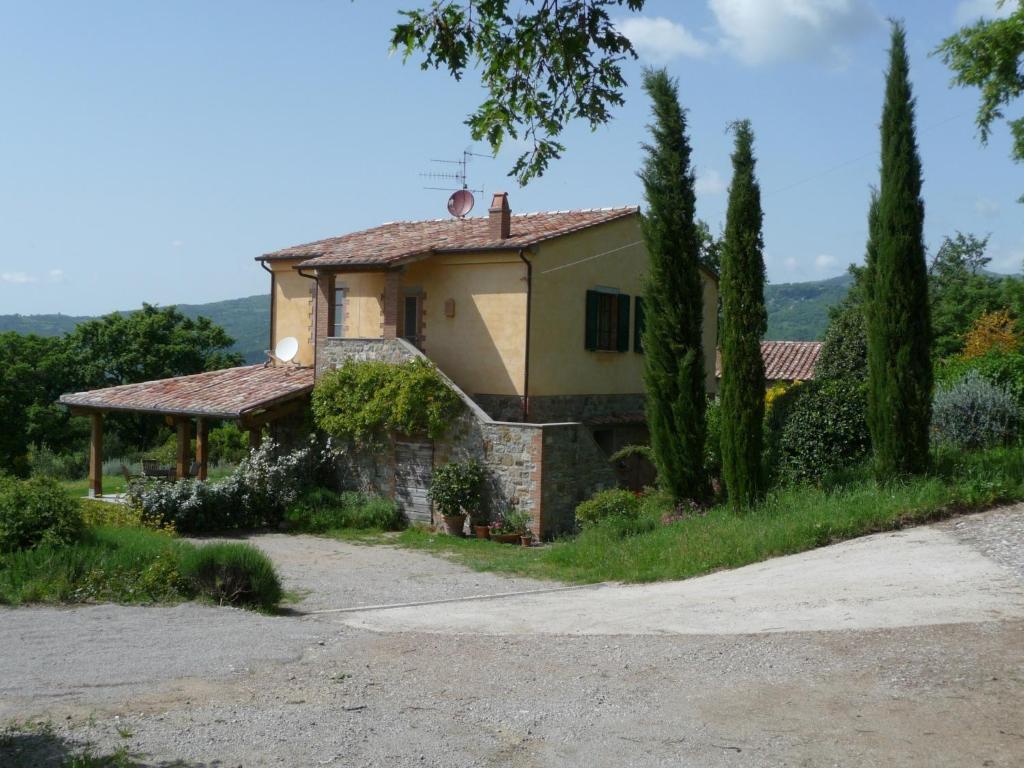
<box><xmin>260</xmin><ymin>193</ymin><xmax>718</xmax><ymax>427</ymax></box>
<box><xmin>62</xmin><ymin>193</ymin><xmax>718</xmax><ymax>536</ymax></box>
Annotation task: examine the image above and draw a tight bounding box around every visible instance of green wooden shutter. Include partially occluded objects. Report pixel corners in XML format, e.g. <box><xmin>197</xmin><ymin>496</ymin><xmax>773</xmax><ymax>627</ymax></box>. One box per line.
<box><xmin>585</xmin><ymin>290</ymin><xmax>600</xmax><ymax>350</ymax></box>
<box><xmin>634</xmin><ymin>296</ymin><xmax>645</xmax><ymax>353</ymax></box>
<box><xmin>616</xmin><ymin>294</ymin><xmax>631</xmax><ymax>352</ymax></box>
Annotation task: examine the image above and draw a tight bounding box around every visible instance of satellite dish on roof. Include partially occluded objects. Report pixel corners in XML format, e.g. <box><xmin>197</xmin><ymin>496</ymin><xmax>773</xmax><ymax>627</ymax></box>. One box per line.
<box><xmin>275</xmin><ymin>336</ymin><xmax>299</xmax><ymax>364</ymax></box>
<box><xmin>448</xmin><ymin>189</ymin><xmax>474</xmax><ymax>218</ymax></box>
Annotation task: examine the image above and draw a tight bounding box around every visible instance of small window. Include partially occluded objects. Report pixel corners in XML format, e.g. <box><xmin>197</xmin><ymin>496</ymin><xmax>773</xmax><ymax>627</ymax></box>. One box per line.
<box><xmin>330</xmin><ymin>283</ymin><xmax>345</xmax><ymax>338</ymax></box>
<box><xmin>585</xmin><ymin>290</ymin><xmax>631</xmax><ymax>352</ymax></box>
<box><xmin>634</xmin><ymin>296</ymin><xmax>645</xmax><ymax>353</ymax></box>
<box><xmin>403</xmin><ymin>295</ymin><xmax>420</xmax><ymax>343</ymax></box>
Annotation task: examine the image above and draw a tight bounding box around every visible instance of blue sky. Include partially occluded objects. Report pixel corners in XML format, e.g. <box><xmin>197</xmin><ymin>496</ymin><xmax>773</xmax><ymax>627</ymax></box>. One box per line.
<box><xmin>0</xmin><ymin>0</ymin><xmax>1020</xmax><ymax>316</ymax></box>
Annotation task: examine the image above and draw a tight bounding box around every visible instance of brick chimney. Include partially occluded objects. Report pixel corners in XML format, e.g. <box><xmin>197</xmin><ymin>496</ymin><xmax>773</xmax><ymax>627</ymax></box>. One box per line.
<box><xmin>488</xmin><ymin>192</ymin><xmax>511</xmax><ymax>240</ymax></box>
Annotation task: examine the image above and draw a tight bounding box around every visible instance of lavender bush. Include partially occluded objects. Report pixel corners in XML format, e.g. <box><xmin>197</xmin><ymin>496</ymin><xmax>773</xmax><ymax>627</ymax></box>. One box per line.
<box><xmin>931</xmin><ymin>372</ymin><xmax>1020</xmax><ymax>451</ymax></box>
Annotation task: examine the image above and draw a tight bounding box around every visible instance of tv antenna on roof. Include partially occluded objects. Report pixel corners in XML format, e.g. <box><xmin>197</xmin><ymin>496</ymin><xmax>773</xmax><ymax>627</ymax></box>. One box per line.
<box><xmin>420</xmin><ymin>148</ymin><xmax>491</xmax><ymax>219</ymax></box>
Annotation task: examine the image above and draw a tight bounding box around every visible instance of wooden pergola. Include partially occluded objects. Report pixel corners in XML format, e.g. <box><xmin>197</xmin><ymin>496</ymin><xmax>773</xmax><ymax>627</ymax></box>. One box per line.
<box><xmin>59</xmin><ymin>365</ymin><xmax>314</xmax><ymax>497</ymax></box>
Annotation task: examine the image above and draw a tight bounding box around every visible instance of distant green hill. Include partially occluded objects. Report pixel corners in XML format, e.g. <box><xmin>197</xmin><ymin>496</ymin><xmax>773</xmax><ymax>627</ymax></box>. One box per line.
<box><xmin>764</xmin><ymin>273</ymin><xmax>853</xmax><ymax>341</ymax></box>
<box><xmin>0</xmin><ymin>294</ymin><xmax>270</xmax><ymax>364</ymax></box>
<box><xmin>0</xmin><ymin>276</ymin><xmax>852</xmax><ymax>361</ymax></box>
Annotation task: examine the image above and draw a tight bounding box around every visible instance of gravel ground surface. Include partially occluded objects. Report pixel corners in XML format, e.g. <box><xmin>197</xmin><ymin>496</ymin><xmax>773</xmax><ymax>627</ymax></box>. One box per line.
<box><xmin>940</xmin><ymin>505</ymin><xmax>1024</xmax><ymax>580</ymax></box>
<box><xmin>2</xmin><ymin>506</ymin><xmax>1023</xmax><ymax>767</ymax></box>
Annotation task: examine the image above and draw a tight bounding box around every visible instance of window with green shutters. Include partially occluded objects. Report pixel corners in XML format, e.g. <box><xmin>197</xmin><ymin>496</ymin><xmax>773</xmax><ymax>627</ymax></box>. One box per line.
<box><xmin>585</xmin><ymin>289</ymin><xmax>630</xmax><ymax>352</ymax></box>
<box><xmin>634</xmin><ymin>296</ymin><xmax>645</xmax><ymax>353</ymax></box>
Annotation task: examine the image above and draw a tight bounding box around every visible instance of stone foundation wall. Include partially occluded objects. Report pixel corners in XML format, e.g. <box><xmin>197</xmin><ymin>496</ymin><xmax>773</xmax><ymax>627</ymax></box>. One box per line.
<box><xmin>473</xmin><ymin>393</ymin><xmax>645</xmax><ymax>424</ymax></box>
<box><xmin>318</xmin><ymin>337</ymin><xmax>622</xmax><ymax>538</ymax></box>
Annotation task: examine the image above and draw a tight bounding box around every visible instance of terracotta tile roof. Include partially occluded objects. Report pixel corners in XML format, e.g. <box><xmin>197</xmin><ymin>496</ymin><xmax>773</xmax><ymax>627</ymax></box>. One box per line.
<box><xmin>59</xmin><ymin>365</ymin><xmax>314</xmax><ymax>419</ymax></box>
<box><xmin>259</xmin><ymin>207</ymin><xmax>640</xmax><ymax>268</ymax></box>
<box><xmin>716</xmin><ymin>341</ymin><xmax>824</xmax><ymax>382</ymax></box>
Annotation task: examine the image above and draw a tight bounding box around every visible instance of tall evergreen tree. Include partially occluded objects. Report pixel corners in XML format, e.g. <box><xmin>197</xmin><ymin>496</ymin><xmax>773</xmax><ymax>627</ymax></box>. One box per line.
<box><xmin>866</xmin><ymin>22</ymin><xmax>932</xmax><ymax>478</ymax></box>
<box><xmin>719</xmin><ymin>120</ymin><xmax>767</xmax><ymax>509</ymax></box>
<box><xmin>638</xmin><ymin>69</ymin><xmax>707</xmax><ymax>503</ymax></box>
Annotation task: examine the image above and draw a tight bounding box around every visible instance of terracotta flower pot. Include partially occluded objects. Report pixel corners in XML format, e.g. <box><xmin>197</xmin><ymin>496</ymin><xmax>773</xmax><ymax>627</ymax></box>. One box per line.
<box><xmin>520</xmin><ymin>535</ymin><xmax>533</xmax><ymax>547</ymax></box>
<box><xmin>443</xmin><ymin>514</ymin><xmax>466</xmax><ymax>537</ymax></box>
<box><xmin>473</xmin><ymin>525</ymin><xmax>490</xmax><ymax>539</ymax></box>
<box><xmin>492</xmin><ymin>533</ymin><xmax>519</xmax><ymax>544</ymax></box>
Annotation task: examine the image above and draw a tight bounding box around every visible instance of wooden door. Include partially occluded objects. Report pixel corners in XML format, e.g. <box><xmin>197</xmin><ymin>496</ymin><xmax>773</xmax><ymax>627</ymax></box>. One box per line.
<box><xmin>394</xmin><ymin>439</ymin><xmax>434</xmax><ymax>524</ymax></box>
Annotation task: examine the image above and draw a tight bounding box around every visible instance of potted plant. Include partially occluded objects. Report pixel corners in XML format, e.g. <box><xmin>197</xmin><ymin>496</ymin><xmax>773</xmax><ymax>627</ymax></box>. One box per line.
<box><xmin>428</xmin><ymin>460</ymin><xmax>484</xmax><ymax>537</ymax></box>
<box><xmin>505</xmin><ymin>509</ymin><xmax>533</xmax><ymax>546</ymax></box>
<box><xmin>490</xmin><ymin>508</ymin><xmax>532</xmax><ymax>544</ymax></box>
<box><xmin>471</xmin><ymin>512</ymin><xmax>491</xmax><ymax>540</ymax></box>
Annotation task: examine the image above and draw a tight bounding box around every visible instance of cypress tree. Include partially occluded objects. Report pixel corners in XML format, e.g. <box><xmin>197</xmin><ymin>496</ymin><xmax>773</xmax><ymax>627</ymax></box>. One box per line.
<box><xmin>719</xmin><ymin>120</ymin><xmax>767</xmax><ymax>509</ymax></box>
<box><xmin>866</xmin><ymin>21</ymin><xmax>932</xmax><ymax>478</ymax></box>
<box><xmin>639</xmin><ymin>69</ymin><xmax>707</xmax><ymax>503</ymax></box>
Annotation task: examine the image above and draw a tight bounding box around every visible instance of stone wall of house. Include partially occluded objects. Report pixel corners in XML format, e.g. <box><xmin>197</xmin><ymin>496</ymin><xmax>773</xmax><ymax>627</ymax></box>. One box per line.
<box><xmin>472</xmin><ymin>393</ymin><xmax>645</xmax><ymax>424</ymax></box>
<box><xmin>317</xmin><ymin>337</ymin><xmax>621</xmax><ymax>538</ymax></box>
<box><xmin>317</xmin><ymin>338</ymin><xmax>416</xmax><ymax>375</ymax></box>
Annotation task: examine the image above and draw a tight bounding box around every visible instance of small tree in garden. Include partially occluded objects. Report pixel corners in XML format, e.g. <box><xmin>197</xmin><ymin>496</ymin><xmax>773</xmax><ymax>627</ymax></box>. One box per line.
<box><xmin>718</xmin><ymin>120</ymin><xmax>767</xmax><ymax>509</ymax></box>
<box><xmin>961</xmin><ymin>309</ymin><xmax>1021</xmax><ymax>359</ymax></box>
<box><xmin>866</xmin><ymin>22</ymin><xmax>932</xmax><ymax>479</ymax></box>
<box><xmin>638</xmin><ymin>68</ymin><xmax>708</xmax><ymax>504</ymax></box>
<box><xmin>428</xmin><ymin>460</ymin><xmax>485</xmax><ymax>522</ymax></box>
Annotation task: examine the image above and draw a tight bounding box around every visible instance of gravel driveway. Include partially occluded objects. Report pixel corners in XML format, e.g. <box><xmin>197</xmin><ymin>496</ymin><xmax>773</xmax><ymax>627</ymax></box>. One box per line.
<box><xmin>2</xmin><ymin>507</ymin><xmax>1023</xmax><ymax>767</ymax></box>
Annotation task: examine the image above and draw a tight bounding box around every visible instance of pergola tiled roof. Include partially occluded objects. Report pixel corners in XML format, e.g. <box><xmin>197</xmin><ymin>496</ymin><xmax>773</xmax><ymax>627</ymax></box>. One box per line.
<box><xmin>59</xmin><ymin>365</ymin><xmax>315</xmax><ymax>420</ymax></box>
<box><xmin>716</xmin><ymin>341</ymin><xmax>823</xmax><ymax>382</ymax></box>
<box><xmin>258</xmin><ymin>207</ymin><xmax>640</xmax><ymax>269</ymax></box>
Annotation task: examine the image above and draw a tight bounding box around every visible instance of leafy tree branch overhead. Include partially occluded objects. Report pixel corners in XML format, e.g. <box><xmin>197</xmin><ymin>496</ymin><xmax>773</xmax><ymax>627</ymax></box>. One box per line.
<box><xmin>392</xmin><ymin>0</ymin><xmax>645</xmax><ymax>184</ymax></box>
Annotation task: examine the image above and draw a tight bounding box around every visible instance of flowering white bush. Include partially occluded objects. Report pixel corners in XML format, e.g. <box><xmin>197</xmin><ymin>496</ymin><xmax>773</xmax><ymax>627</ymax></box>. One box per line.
<box><xmin>128</xmin><ymin>438</ymin><xmax>336</xmax><ymax>533</ymax></box>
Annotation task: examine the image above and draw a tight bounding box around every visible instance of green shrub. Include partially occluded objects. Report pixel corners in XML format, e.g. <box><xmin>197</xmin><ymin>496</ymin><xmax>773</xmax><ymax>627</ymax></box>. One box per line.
<box><xmin>180</xmin><ymin>543</ymin><xmax>281</xmax><ymax>611</ymax></box>
<box><xmin>27</xmin><ymin>444</ymin><xmax>88</xmax><ymax>481</ymax></box>
<box><xmin>777</xmin><ymin>379</ymin><xmax>870</xmax><ymax>484</ymax></box>
<box><xmin>285</xmin><ymin>488</ymin><xmax>405</xmax><ymax>532</ymax></box>
<box><xmin>428</xmin><ymin>460</ymin><xmax>485</xmax><ymax>521</ymax></box>
<box><xmin>936</xmin><ymin>351</ymin><xmax>1024</xmax><ymax>410</ymax></box>
<box><xmin>575</xmin><ymin>489</ymin><xmax>641</xmax><ymax>528</ymax></box>
<box><xmin>208</xmin><ymin>422</ymin><xmax>250</xmax><ymax>464</ymax></box>
<box><xmin>312</xmin><ymin>359</ymin><xmax>462</xmax><ymax>444</ymax></box>
<box><xmin>931</xmin><ymin>371</ymin><xmax>1020</xmax><ymax>450</ymax></box>
<box><xmin>703</xmin><ymin>397</ymin><xmax>723</xmax><ymax>482</ymax></box>
<box><xmin>0</xmin><ymin>475</ymin><xmax>83</xmax><ymax>553</ymax></box>
<box><xmin>0</xmin><ymin>526</ymin><xmax>189</xmax><ymax>605</ymax></box>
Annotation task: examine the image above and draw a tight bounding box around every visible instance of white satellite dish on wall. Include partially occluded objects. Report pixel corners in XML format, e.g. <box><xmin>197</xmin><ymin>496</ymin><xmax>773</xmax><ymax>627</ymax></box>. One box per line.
<box><xmin>274</xmin><ymin>336</ymin><xmax>299</xmax><ymax>364</ymax></box>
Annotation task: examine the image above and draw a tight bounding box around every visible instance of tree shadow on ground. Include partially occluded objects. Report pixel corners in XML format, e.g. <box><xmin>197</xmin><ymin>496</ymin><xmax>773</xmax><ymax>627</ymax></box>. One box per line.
<box><xmin>0</xmin><ymin>726</ymin><xmax>219</xmax><ymax>768</ymax></box>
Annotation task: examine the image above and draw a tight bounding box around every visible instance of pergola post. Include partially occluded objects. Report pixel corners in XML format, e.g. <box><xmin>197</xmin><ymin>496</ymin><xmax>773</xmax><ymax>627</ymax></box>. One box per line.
<box><xmin>195</xmin><ymin>417</ymin><xmax>209</xmax><ymax>481</ymax></box>
<box><xmin>248</xmin><ymin>426</ymin><xmax>262</xmax><ymax>452</ymax></box>
<box><xmin>176</xmin><ymin>418</ymin><xmax>191</xmax><ymax>480</ymax></box>
<box><xmin>88</xmin><ymin>412</ymin><xmax>103</xmax><ymax>498</ymax></box>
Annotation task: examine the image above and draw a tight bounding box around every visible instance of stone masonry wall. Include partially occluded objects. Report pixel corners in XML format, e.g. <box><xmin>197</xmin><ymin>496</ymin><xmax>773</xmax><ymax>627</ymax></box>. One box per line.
<box><xmin>318</xmin><ymin>337</ymin><xmax>621</xmax><ymax>538</ymax></box>
<box><xmin>472</xmin><ymin>393</ymin><xmax>645</xmax><ymax>424</ymax></box>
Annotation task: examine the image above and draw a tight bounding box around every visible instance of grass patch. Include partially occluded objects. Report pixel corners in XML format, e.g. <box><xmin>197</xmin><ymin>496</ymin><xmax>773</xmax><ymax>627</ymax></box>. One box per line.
<box><xmin>285</xmin><ymin>488</ymin><xmax>405</xmax><ymax>533</ymax></box>
<box><xmin>395</xmin><ymin>446</ymin><xmax>1024</xmax><ymax>584</ymax></box>
<box><xmin>0</xmin><ymin>526</ymin><xmax>190</xmax><ymax>605</ymax></box>
<box><xmin>180</xmin><ymin>542</ymin><xmax>282</xmax><ymax>611</ymax></box>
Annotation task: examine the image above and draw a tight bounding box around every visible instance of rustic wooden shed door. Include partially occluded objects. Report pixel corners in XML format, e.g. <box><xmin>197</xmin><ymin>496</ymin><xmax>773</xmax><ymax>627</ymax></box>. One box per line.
<box><xmin>394</xmin><ymin>439</ymin><xmax>433</xmax><ymax>524</ymax></box>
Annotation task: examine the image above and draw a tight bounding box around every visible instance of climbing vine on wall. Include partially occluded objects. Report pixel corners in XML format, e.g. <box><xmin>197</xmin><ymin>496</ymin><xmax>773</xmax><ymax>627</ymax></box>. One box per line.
<box><xmin>311</xmin><ymin>359</ymin><xmax>462</xmax><ymax>445</ymax></box>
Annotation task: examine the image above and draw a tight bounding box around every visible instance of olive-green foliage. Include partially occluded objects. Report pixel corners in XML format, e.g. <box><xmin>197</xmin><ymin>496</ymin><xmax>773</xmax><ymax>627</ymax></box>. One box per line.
<box><xmin>719</xmin><ymin>120</ymin><xmax>767</xmax><ymax>509</ymax></box>
<box><xmin>0</xmin><ymin>526</ymin><xmax>188</xmax><ymax>606</ymax></box>
<box><xmin>0</xmin><ymin>475</ymin><xmax>83</xmax><ymax>553</ymax></box>
<box><xmin>778</xmin><ymin>380</ymin><xmax>871</xmax><ymax>484</ymax></box>
<box><xmin>285</xmin><ymin>487</ymin><xmax>405</xmax><ymax>532</ymax></box>
<box><xmin>931</xmin><ymin>372</ymin><xmax>1020</xmax><ymax>450</ymax></box>
<box><xmin>817</xmin><ymin>298</ymin><xmax>868</xmax><ymax>382</ymax></box>
<box><xmin>575</xmin><ymin>489</ymin><xmax>641</xmax><ymax>529</ymax></box>
<box><xmin>703</xmin><ymin>398</ymin><xmax>723</xmax><ymax>482</ymax></box>
<box><xmin>428</xmin><ymin>460</ymin><xmax>485</xmax><ymax>520</ymax></box>
<box><xmin>936</xmin><ymin>350</ymin><xmax>1024</xmax><ymax>409</ymax></box>
<box><xmin>180</xmin><ymin>543</ymin><xmax>282</xmax><ymax>611</ymax></box>
<box><xmin>866</xmin><ymin>22</ymin><xmax>933</xmax><ymax>479</ymax></box>
<box><xmin>638</xmin><ymin>68</ymin><xmax>707</xmax><ymax>503</ymax></box>
<box><xmin>312</xmin><ymin>359</ymin><xmax>461</xmax><ymax>444</ymax></box>
<box><xmin>208</xmin><ymin>422</ymin><xmax>250</xmax><ymax>464</ymax></box>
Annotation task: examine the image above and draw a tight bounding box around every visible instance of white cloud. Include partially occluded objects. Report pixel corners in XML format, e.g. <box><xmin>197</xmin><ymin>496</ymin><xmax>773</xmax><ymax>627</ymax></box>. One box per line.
<box><xmin>954</xmin><ymin>0</ymin><xmax>1015</xmax><ymax>25</ymax></box>
<box><xmin>709</xmin><ymin>0</ymin><xmax>877</xmax><ymax>66</ymax></box>
<box><xmin>47</xmin><ymin>269</ymin><xmax>65</xmax><ymax>283</ymax></box>
<box><xmin>696</xmin><ymin>168</ymin><xmax>727</xmax><ymax>196</ymax></box>
<box><xmin>1</xmin><ymin>272</ymin><xmax>36</xmax><ymax>284</ymax></box>
<box><xmin>171</xmin><ymin>240</ymin><xmax>184</xmax><ymax>248</ymax></box>
<box><xmin>784</xmin><ymin>257</ymin><xmax>799</xmax><ymax>271</ymax></box>
<box><xmin>617</xmin><ymin>16</ymin><xmax>711</xmax><ymax>62</ymax></box>
<box><xmin>814</xmin><ymin>253</ymin><xmax>837</xmax><ymax>270</ymax></box>
<box><xmin>975</xmin><ymin>197</ymin><xmax>1001</xmax><ymax>217</ymax></box>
